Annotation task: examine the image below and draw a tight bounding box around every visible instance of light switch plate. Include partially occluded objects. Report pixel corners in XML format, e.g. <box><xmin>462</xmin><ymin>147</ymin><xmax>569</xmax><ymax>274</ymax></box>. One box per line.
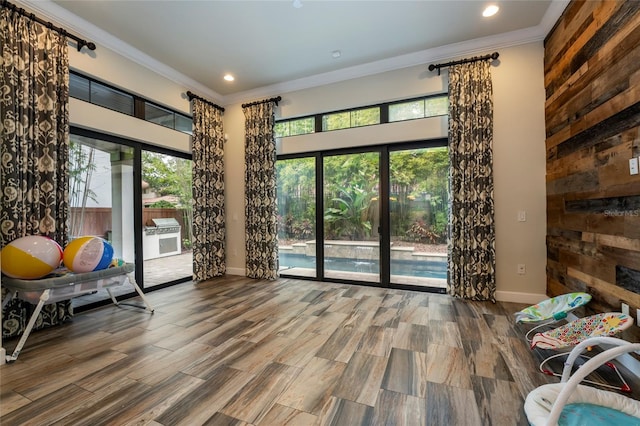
<box><xmin>630</xmin><ymin>158</ymin><xmax>639</xmax><ymax>175</ymax></box>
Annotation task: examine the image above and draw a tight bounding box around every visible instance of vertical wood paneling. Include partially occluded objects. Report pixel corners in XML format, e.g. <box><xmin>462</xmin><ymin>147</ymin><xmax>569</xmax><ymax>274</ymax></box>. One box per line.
<box><xmin>545</xmin><ymin>0</ymin><xmax>640</xmax><ymax>315</ymax></box>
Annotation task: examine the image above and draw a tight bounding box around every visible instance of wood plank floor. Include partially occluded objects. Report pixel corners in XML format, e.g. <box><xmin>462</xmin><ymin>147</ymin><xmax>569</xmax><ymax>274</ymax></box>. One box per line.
<box><xmin>1</xmin><ymin>276</ymin><xmax>637</xmax><ymax>425</ymax></box>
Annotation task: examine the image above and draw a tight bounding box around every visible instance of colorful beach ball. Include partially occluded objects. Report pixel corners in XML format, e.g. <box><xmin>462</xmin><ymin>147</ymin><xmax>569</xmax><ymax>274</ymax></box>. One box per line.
<box><xmin>63</xmin><ymin>236</ymin><xmax>114</xmax><ymax>273</ymax></box>
<box><xmin>1</xmin><ymin>235</ymin><xmax>63</xmax><ymax>279</ymax></box>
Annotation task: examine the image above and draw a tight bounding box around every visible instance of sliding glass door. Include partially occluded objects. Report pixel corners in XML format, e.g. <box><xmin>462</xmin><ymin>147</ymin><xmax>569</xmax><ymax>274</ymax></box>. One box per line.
<box><xmin>68</xmin><ymin>135</ymin><xmax>136</xmax><ymax>308</ymax></box>
<box><xmin>323</xmin><ymin>152</ymin><xmax>380</xmax><ymax>283</ymax></box>
<box><xmin>141</xmin><ymin>151</ymin><xmax>194</xmax><ymax>287</ymax></box>
<box><xmin>277</xmin><ymin>140</ymin><xmax>448</xmax><ymax>291</ymax></box>
<box><xmin>389</xmin><ymin>146</ymin><xmax>448</xmax><ymax>288</ymax></box>
<box><xmin>276</xmin><ymin>157</ymin><xmax>317</xmax><ymax>277</ymax></box>
<box><xmin>69</xmin><ymin>130</ymin><xmax>193</xmax><ymax>309</ymax></box>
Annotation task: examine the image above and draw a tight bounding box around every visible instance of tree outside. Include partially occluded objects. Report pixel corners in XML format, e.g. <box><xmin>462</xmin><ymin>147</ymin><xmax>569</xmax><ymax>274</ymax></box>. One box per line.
<box><xmin>276</xmin><ymin>147</ymin><xmax>448</xmax><ymax>249</ymax></box>
<box><xmin>68</xmin><ymin>141</ymin><xmax>98</xmax><ymax>237</ymax></box>
<box><xmin>142</xmin><ymin>151</ymin><xmax>194</xmax><ymax>251</ymax></box>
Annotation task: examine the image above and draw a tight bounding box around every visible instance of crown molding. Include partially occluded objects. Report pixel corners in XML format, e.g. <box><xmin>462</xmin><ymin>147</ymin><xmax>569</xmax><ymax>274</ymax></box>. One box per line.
<box><xmin>223</xmin><ymin>23</ymin><xmax>549</xmax><ymax>106</ymax></box>
<box><xmin>16</xmin><ymin>0</ymin><xmax>223</xmax><ymax>103</ymax></box>
<box><xmin>17</xmin><ymin>0</ymin><xmax>568</xmax><ymax>108</ymax></box>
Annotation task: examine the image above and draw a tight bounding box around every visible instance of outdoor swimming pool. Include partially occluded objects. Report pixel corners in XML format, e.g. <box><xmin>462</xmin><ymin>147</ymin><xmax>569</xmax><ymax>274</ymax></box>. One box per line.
<box><xmin>278</xmin><ymin>252</ymin><xmax>447</xmax><ymax>279</ymax></box>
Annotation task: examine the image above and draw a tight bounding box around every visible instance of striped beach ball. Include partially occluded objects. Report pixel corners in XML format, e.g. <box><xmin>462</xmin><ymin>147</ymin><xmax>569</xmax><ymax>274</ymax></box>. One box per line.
<box><xmin>0</xmin><ymin>235</ymin><xmax>63</xmax><ymax>279</ymax></box>
<box><xmin>63</xmin><ymin>236</ymin><xmax>114</xmax><ymax>273</ymax></box>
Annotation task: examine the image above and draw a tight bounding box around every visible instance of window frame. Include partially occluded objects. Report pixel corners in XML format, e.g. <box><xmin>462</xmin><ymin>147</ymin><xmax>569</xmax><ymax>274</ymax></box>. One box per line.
<box><xmin>275</xmin><ymin>93</ymin><xmax>448</xmax><ymax>138</ymax></box>
<box><xmin>69</xmin><ymin>70</ymin><xmax>193</xmax><ymax>135</ymax></box>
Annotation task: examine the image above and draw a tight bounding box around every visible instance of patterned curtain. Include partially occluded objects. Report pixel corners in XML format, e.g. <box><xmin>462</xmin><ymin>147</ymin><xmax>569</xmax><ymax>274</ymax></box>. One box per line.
<box><xmin>447</xmin><ymin>60</ymin><xmax>496</xmax><ymax>302</ymax></box>
<box><xmin>243</xmin><ymin>101</ymin><xmax>278</xmax><ymax>280</ymax></box>
<box><xmin>191</xmin><ymin>99</ymin><xmax>226</xmax><ymax>281</ymax></box>
<box><xmin>1</xmin><ymin>8</ymin><xmax>72</xmax><ymax>337</ymax></box>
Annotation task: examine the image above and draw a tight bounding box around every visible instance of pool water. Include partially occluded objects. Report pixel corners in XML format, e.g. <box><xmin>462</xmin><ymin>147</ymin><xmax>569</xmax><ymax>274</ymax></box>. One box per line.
<box><xmin>279</xmin><ymin>252</ymin><xmax>447</xmax><ymax>279</ymax></box>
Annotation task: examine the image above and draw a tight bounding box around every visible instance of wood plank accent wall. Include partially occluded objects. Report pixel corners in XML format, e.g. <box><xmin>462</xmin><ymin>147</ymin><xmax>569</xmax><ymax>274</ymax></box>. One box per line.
<box><xmin>545</xmin><ymin>0</ymin><xmax>640</xmax><ymax>315</ymax></box>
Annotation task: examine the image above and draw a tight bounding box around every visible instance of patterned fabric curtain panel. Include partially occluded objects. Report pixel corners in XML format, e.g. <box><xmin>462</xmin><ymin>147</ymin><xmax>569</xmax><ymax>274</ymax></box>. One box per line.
<box><xmin>0</xmin><ymin>8</ymin><xmax>72</xmax><ymax>337</ymax></box>
<box><xmin>447</xmin><ymin>60</ymin><xmax>497</xmax><ymax>302</ymax></box>
<box><xmin>243</xmin><ymin>101</ymin><xmax>278</xmax><ymax>280</ymax></box>
<box><xmin>191</xmin><ymin>99</ymin><xmax>226</xmax><ymax>281</ymax></box>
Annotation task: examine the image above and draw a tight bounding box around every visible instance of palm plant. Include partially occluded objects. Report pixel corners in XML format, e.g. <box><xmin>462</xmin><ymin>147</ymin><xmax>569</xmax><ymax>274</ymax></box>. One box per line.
<box><xmin>324</xmin><ymin>184</ymin><xmax>375</xmax><ymax>240</ymax></box>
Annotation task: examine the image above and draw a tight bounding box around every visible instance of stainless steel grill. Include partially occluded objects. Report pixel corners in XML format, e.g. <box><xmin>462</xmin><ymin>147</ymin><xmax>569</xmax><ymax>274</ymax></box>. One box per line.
<box><xmin>143</xmin><ymin>218</ymin><xmax>181</xmax><ymax>260</ymax></box>
<box><xmin>145</xmin><ymin>218</ymin><xmax>181</xmax><ymax>235</ymax></box>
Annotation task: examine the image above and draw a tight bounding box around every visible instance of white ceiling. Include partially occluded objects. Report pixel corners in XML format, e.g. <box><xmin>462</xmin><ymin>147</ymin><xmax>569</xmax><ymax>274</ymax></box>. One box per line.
<box><xmin>23</xmin><ymin>0</ymin><xmax>568</xmax><ymax>105</ymax></box>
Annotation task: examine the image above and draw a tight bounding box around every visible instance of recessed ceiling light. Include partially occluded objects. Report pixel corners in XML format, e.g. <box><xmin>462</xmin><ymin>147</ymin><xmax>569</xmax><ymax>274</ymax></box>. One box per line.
<box><xmin>223</xmin><ymin>74</ymin><xmax>234</xmax><ymax>82</ymax></box>
<box><xmin>292</xmin><ymin>0</ymin><xmax>302</xmax><ymax>9</ymax></box>
<box><xmin>483</xmin><ymin>5</ymin><xmax>499</xmax><ymax>17</ymax></box>
<box><xmin>332</xmin><ymin>50</ymin><xmax>341</xmax><ymax>59</ymax></box>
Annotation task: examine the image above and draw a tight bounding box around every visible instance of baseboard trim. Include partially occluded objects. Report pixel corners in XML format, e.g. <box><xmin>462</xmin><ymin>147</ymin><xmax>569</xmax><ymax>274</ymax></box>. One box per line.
<box><xmin>495</xmin><ymin>291</ymin><xmax>548</xmax><ymax>305</ymax></box>
<box><xmin>225</xmin><ymin>267</ymin><xmax>246</xmax><ymax>277</ymax></box>
<box><xmin>216</xmin><ymin>276</ymin><xmax>549</xmax><ymax>305</ymax></box>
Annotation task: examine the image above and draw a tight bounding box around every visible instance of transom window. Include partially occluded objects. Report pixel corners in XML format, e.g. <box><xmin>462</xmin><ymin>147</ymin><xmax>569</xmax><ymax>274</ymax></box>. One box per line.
<box><xmin>275</xmin><ymin>94</ymin><xmax>448</xmax><ymax>138</ymax></box>
<box><xmin>69</xmin><ymin>71</ymin><xmax>193</xmax><ymax>135</ymax></box>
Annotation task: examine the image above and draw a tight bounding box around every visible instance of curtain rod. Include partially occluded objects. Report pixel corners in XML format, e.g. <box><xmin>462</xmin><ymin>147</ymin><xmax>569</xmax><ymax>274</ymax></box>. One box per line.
<box><xmin>428</xmin><ymin>52</ymin><xmax>499</xmax><ymax>75</ymax></box>
<box><xmin>1</xmin><ymin>0</ymin><xmax>96</xmax><ymax>52</ymax></box>
<box><xmin>186</xmin><ymin>91</ymin><xmax>225</xmax><ymax>112</ymax></box>
<box><xmin>242</xmin><ymin>96</ymin><xmax>282</xmax><ymax>109</ymax></box>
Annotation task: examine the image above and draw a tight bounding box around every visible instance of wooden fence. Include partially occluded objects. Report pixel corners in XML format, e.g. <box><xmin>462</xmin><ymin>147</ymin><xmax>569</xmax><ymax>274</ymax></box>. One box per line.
<box><xmin>69</xmin><ymin>207</ymin><xmax>191</xmax><ymax>242</ymax></box>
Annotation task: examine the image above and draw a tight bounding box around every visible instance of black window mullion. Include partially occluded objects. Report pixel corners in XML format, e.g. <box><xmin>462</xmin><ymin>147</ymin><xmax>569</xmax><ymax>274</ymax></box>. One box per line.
<box><xmin>134</xmin><ymin>97</ymin><xmax>146</xmax><ymax>120</ymax></box>
<box><xmin>69</xmin><ymin>70</ymin><xmax>192</xmax><ymax>135</ymax></box>
<box><xmin>316</xmin><ymin>152</ymin><xmax>324</xmax><ymax>280</ymax></box>
<box><xmin>380</xmin><ymin>103</ymin><xmax>389</xmax><ymax>124</ymax></box>
<box><xmin>380</xmin><ymin>147</ymin><xmax>390</xmax><ymax>286</ymax></box>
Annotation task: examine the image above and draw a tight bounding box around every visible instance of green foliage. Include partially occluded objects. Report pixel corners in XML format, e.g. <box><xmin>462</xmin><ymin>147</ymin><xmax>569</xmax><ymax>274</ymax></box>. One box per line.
<box><xmin>352</xmin><ymin>107</ymin><xmax>380</xmax><ymax>127</ymax></box>
<box><xmin>278</xmin><ymin>215</ymin><xmax>314</xmax><ymax>240</ymax></box>
<box><xmin>276</xmin><ymin>148</ymin><xmax>448</xmax><ymax>245</ymax></box>
<box><xmin>389</xmin><ymin>96</ymin><xmax>448</xmax><ymax>122</ymax></box>
<box><xmin>275</xmin><ymin>117</ymin><xmax>315</xmax><ymax>137</ymax></box>
<box><xmin>142</xmin><ymin>151</ymin><xmax>194</xmax><ymax>244</ymax></box>
<box><xmin>68</xmin><ymin>140</ymin><xmax>99</xmax><ymax>236</ymax></box>
<box><xmin>324</xmin><ymin>175</ymin><xmax>377</xmax><ymax>240</ymax></box>
<box><xmin>147</xmin><ymin>200</ymin><xmax>176</xmax><ymax>208</ymax></box>
<box><xmin>68</xmin><ymin>141</ymin><xmax>98</xmax><ymax>206</ymax></box>
<box><xmin>322</xmin><ymin>107</ymin><xmax>380</xmax><ymax>131</ymax></box>
<box><xmin>404</xmin><ymin>218</ymin><xmax>447</xmax><ymax>244</ymax></box>
<box><xmin>406</xmin><ymin>219</ymin><xmax>441</xmax><ymax>244</ymax></box>
<box><xmin>389</xmin><ymin>147</ymin><xmax>448</xmax><ymax>242</ymax></box>
<box><xmin>142</xmin><ymin>152</ymin><xmax>192</xmax><ymax>207</ymax></box>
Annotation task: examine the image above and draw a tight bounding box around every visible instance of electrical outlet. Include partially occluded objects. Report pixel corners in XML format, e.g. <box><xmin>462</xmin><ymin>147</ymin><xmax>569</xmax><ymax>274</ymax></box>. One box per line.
<box><xmin>517</xmin><ymin>264</ymin><xmax>526</xmax><ymax>275</ymax></box>
<box><xmin>622</xmin><ymin>302</ymin><xmax>630</xmax><ymax>316</ymax></box>
<box><xmin>517</xmin><ymin>210</ymin><xmax>526</xmax><ymax>222</ymax></box>
<box><xmin>630</xmin><ymin>158</ymin><xmax>639</xmax><ymax>175</ymax></box>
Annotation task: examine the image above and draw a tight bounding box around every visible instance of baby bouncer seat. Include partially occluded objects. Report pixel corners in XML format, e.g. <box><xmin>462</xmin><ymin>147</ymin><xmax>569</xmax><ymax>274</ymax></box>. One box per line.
<box><xmin>515</xmin><ymin>292</ymin><xmax>591</xmax><ymax>342</ymax></box>
<box><xmin>530</xmin><ymin>312</ymin><xmax>633</xmax><ymax>392</ymax></box>
<box><xmin>525</xmin><ymin>337</ymin><xmax>640</xmax><ymax>426</ymax></box>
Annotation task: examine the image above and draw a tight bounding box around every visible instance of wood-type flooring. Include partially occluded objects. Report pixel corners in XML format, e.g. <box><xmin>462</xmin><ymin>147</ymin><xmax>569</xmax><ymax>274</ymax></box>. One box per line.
<box><xmin>1</xmin><ymin>276</ymin><xmax>638</xmax><ymax>425</ymax></box>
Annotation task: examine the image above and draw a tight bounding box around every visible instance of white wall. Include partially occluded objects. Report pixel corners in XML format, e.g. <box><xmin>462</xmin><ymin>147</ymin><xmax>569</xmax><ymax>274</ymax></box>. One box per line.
<box><xmin>492</xmin><ymin>42</ymin><xmax>547</xmax><ymax>302</ymax></box>
<box><xmin>224</xmin><ymin>42</ymin><xmax>548</xmax><ymax>302</ymax></box>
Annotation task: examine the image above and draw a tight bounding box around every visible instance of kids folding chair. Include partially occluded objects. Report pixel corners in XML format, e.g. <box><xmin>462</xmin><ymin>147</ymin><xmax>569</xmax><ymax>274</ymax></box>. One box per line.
<box><xmin>530</xmin><ymin>312</ymin><xmax>633</xmax><ymax>392</ymax></box>
<box><xmin>525</xmin><ymin>337</ymin><xmax>640</xmax><ymax>426</ymax></box>
<box><xmin>515</xmin><ymin>292</ymin><xmax>591</xmax><ymax>342</ymax></box>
